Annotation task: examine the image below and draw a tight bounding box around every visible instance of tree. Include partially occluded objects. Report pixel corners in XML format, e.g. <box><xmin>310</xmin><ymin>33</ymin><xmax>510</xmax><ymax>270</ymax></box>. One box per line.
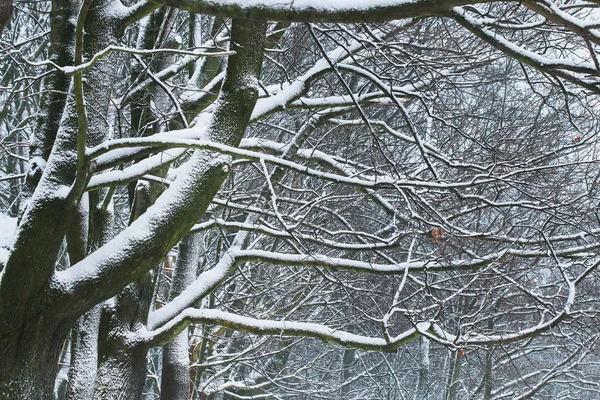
<box><xmin>0</xmin><ymin>0</ymin><xmax>10</xmax><ymax>36</ymax></box>
<box><xmin>2</xmin><ymin>1</ymin><xmax>600</xmax><ymax>399</ymax></box>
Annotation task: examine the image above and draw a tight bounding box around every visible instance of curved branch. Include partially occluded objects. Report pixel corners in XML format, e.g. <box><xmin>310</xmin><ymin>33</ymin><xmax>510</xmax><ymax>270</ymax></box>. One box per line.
<box><xmin>143</xmin><ymin>308</ymin><xmax>428</xmax><ymax>351</ymax></box>
<box><xmin>150</xmin><ymin>0</ymin><xmax>498</xmax><ymax>23</ymax></box>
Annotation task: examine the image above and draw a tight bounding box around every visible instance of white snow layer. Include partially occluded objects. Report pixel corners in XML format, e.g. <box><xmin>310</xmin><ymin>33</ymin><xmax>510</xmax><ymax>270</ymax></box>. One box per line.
<box><xmin>0</xmin><ymin>214</ymin><xmax>17</xmax><ymax>265</ymax></box>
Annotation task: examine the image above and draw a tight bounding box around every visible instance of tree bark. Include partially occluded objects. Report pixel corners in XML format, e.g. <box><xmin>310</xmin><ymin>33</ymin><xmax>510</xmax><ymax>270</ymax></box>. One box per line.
<box><xmin>413</xmin><ymin>337</ymin><xmax>430</xmax><ymax>400</ymax></box>
<box><xmin>161</xmin><ymin>234</ymin><xmax>202</xmax><ymax>400</ymax></box>
<box><xmin>66</xmin><ymin>192</ymin><xmax>114</xmax><ymax>400</ymax></box>
<box><xmin>65</xmin><ymin>305</ymin><xmax>103</xmax><ymax>400</ymax></box>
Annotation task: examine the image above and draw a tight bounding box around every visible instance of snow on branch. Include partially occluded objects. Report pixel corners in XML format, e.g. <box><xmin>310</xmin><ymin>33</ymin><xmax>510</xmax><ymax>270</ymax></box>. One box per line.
<box><xmin>453</xmin><ymin>6</ymin><xmax>600</xmax><ymax>93</ymax></box>
<box><xmin>86</xmin><ymin>136</ymin><xmax>505</xmax><ymax>191</ymax></box>
<box><xmin>27</xmin><ymin>46</ymin><xmax>233</xmax><ymax>76</ymax></box>
<box><xmin>151</xmin><ymin>0</ymin><xmax>495</xmax><ymax>23</ymax></box>
<box><xmin>149</xmin><ymin>247</ymin><xmax>507</xmax><ymax>330</ymax></box>
<box><xmin>142</xmin><ymin>308</ymin><xmax>429</xmax><ymax>351</ymax></box>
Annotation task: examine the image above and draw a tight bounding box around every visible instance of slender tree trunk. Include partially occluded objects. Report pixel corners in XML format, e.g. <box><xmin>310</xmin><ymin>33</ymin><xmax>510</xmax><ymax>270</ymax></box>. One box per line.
<box><xmin>340</xmin><ymin>348</ymin><xmax>356</xmax><ymax>398</ymax></box>
<box><xmin>483</xmin><ymin>319</ymin><xmax>494</xmax><ymax>400</ymax></box>
<box><xmin>446</xmin><ymin>350</ymin><xmax>462</xmax><ymax>400</ymax></box>
<box><xmin>29</xmin><ymin>0</ymin><xmax>77</xmax><ymax>165</ymax></box>
<box><xmin>161</xmin><ymin>234</ymin><xmax>202</xmax><ymax>400</ymax></box>
<box><xmin>162</xmin><ymin>330</ymin><xmax>192</xmax><ymax>400</ymax></box>
<box><xmin>413</xmin><ymin>337</ymin><xmax>430</xmax><ymax>400</ymax></box>
<box><xmin>65</xmin><ymin>305</ymin><xmax>103</xmax><ymax>400</ymax></box>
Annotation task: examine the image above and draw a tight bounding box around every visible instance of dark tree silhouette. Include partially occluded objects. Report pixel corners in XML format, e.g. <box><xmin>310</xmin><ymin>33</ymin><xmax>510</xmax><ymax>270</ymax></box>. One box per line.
<box><xmin>0</xmin><ymin>0</ymin><xmax>11</xmax><ymax>35</ymax></box>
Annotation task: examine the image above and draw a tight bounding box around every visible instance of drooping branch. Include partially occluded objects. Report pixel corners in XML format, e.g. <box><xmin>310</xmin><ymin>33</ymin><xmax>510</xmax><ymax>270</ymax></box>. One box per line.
<box><xmin>453</xmin><ymin>6</ymin><xmax>600</xmax><ymax>93</ymax></box>
<box><xmin>148</xmin><ymin>243</ymin><xmax>594</xmax><ymax>331</ymax></box>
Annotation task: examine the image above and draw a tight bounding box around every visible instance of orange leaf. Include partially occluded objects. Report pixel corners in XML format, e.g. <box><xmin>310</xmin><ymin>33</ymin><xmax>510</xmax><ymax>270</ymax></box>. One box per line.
<box><xmin>432</xmin><ymin>227</ymin><xmax>443</xmax><ymax>243</ymax></box>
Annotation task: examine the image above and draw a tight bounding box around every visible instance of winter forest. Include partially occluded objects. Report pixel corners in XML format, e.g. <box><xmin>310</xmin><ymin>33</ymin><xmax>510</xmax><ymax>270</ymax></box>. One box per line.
<box><xmin>4</xmin><ymin>0</ymin><xmax>600</xmax><ymax>399</ymax></box>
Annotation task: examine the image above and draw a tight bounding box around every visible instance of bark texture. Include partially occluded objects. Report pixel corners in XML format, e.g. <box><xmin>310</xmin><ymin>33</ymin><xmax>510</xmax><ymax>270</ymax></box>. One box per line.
<box><xmin>161</xmin><ymin>234</ymin><xmax>202</xmax><ymax>400</ymax></box>
<box><xmin>0</xmin><ymin>0</ymin><xmax>12</xmax><ymax>35</ymax></box>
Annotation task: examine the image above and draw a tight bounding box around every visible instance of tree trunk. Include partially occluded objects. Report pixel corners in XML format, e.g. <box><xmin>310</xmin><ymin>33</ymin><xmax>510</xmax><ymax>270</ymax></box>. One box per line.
<box><xmin>0</xmin><ymin>17</ymin><xmax>266</xmax><ymax>399</ymax></box>
<box><xmin>446</xmin><ymin>349</ymin><xmax>462</xmax><ymax>400</ymax></box>
<box><xmin>161</xmin><ymin>234</ymin><xmax>202</xmax><ymax>400</ymax></box>
<box><xmin>341</xmin><ymin>348</ymin><xmax>356</xmax><ymax>398</ymax></box>
<box><xmin>0</xmin><ymin>319</ymin><xmax>71</xmax><ymax>399</ymax></box>
<box><xmin>483</xmin><ymin>319</ymin><xmax>494</xmax><ymax>400</ymax></box>
<box><xmin>162</xmin><ymin>332</ymin><xmax>191</xmax><ymax>400</ymax></box>
<box><xmin>413</xmin><ymin>337</ymin><xmax>430</xmax><ymax>400</ymax></box>
<box><xmin>65</xmin><ymin>305</ymin><xmax>102</xmax><ymax>400</ymax></box>
<box><xmin>93</xmin><ymin>343</ymin><xmax>150</xmax><ymax>400</ymax></box>
<box><xmin>93</xmin><ymin>275</ymin><xmax>155</xmax><ymax>399</ymax></box>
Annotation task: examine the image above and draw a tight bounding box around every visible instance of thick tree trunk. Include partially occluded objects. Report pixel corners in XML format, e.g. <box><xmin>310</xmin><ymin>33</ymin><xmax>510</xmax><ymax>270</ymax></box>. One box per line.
<box><xmin>0</xmin><ymin>0</ymin><xmax>124</xmax><ymax>394</ymax></box>
<box><xmin>0</xmin><ymin>319</ymin><xmax>71</xmax><ymax>399</ymax></box>
<box><xmin>93</xmin><ymin>269</ymin><xmax>156</xmax><ymax>400</ymax></box>
<box><xmin>93</xmin><ymin>344</ymin><xmax>149</xmax><ymax>400</ymax></box>
<box><xmin>92</xmin><ymin>141</ymin><xmax>167</xmax><ymax>399</ymax></box>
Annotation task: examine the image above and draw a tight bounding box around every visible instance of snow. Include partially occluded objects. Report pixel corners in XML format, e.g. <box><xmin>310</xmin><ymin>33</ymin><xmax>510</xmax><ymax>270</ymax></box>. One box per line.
<box><xmin>145</xmin><ymin>308</ymin><xmax>426</xmax><ymax>350</ymax></box>
<box><xmin>0</xmin><ymin>214</ymin><xmax>17</xmax><ymax>265</ymax></box>
<box><xmin>102</xmin><ymin>0</ymin><xmax>129</xmax><ymax>19</ymax></box>
<box><xmin>149</xmin><ymin>245</ymin><xmax>496</xmax><ymax>330</ymax></box>
<box><xmin>250</xmin><ymin>39</ymin><xmax>364</xmax><ymax>121</ymax></box>
<box><xmin>454</xmin><ymin>7</ymin><xmax>598</xmax><ymax>73</ymax></box>
<box><xmin>89</xmin><ymin>134</ymin><xmax>506</xmax><ymax>191</ymax></box>
<box><xmin>88</xmin><ymin>149</ymin><xmax>187</xmax><ymax>189</ymax></box>
<box><xmin>191</xmin><ymin>0</ymin><xmax>419</xmax><ymax>13</ymax></box>
<box><xmin>56</xmin><ymin>144</ymin><xmax>234</xmax><ymax>303</ymax></box>
<box><xmin>148</xmin><ymin>247</ymin><xmax>239</xmax><ymax>329</ymax></box>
